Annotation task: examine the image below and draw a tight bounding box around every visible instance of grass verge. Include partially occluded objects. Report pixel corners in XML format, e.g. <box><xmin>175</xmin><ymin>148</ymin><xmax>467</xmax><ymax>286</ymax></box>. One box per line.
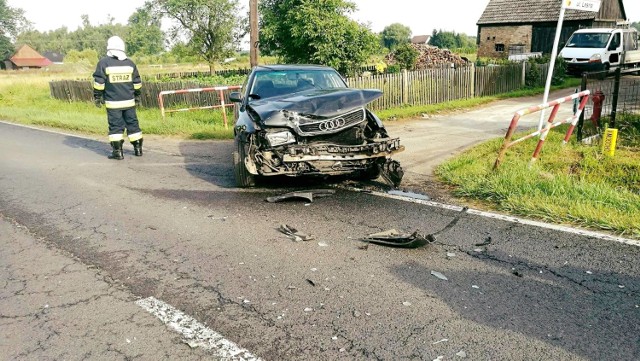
<box><xmin>0</xmin><ymin>74</ymin><xmax>233</xmax><ymax>140</ymax></box>
<box><xmin>435</xmin><ymin>123</ymin><xmax>640</xmax><ymax>239</ymax></box>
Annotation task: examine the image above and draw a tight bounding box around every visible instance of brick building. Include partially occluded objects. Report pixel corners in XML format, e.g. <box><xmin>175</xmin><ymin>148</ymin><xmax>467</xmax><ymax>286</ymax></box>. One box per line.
<box><xmin>476</xmin><ymin>0</ymin><xmax>628</xmax><ymax>59</ymax></box>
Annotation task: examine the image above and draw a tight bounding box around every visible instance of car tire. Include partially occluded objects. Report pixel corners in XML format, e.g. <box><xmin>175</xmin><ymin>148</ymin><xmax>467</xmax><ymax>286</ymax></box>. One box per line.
<box><xmin>233</xmin><ymin>137</ymin><xmax>256</xmax><ymax>188</ymax></box>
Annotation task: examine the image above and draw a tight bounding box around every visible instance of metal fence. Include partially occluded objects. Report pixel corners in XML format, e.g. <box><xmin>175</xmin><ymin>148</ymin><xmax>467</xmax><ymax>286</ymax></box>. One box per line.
<box><xmin>578</xmin><ymin>70</ymin><xmax>640</xmax><ymax>140</ymax></box>
<box><xmin>49</xmin><ymin>63</ymin><xmax>551</xmax><ymax>111</ymax></box>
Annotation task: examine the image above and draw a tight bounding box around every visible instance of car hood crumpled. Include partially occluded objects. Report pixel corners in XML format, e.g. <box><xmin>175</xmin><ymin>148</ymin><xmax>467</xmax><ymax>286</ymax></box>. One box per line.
<box><xmin>247</xmin><ymin>88</ymin><xmax>383</xmax><ymax>126</ymax></box>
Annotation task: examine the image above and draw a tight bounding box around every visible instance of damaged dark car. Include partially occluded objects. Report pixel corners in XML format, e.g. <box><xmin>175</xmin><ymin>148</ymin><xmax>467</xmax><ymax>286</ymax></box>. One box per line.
<box><xmin>229</xmin><ymin>65</ymin><xmax>404</xmax><ymax>187</ymax></box>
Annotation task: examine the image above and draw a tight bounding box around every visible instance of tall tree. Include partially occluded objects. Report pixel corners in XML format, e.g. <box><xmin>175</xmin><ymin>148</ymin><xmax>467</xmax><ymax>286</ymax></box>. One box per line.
<box><xmin>430</xmin><ymin>29</ymin><xmax>458</xmax><ymax>49</ymax></box>
<box><xmin>0</xmin><ymin>0</ymin><xmax>31</xmax><ymax>59</ymax></box>
<box><xmin>381</xmin><ymin>23</ymin><xmax>411</xmax><ymax>50</ymax></box>
<box><xmin>260</xmin><ymin>0</ymin><xmax>379</xmax><ymax>75</ymax></box>
<box><xmin>632</xmin><ymin>21</ymin><xmax>640</xmax><ymax>32</ymax></box>
<box><xmin>151</xmin><ymin>0</ymin><xmax>247</xmax><ymax>73</ymax></box>
<box><xmin>127</xmin><ymin>6</ymin><xmax>164</xmax><ymax>56</ymax></box>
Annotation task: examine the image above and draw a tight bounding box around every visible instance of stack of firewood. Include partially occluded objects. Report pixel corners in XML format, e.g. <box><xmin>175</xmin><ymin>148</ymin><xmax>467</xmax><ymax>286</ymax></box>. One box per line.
<box><xmin>385</xmin><ymin>44</ymin><xmax>470</xmax><ymax>69</ymax></box>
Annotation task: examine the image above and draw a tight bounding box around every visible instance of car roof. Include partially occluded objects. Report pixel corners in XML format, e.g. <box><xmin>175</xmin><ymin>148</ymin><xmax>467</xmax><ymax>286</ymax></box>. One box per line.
<box><xmin>253</xmin><ymin>64</ymin><xmax>336</xmax><ymax>72</ymax></box>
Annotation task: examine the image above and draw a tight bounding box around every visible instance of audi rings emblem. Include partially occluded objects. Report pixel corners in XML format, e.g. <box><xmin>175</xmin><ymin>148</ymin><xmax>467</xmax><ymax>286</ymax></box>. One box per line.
<box><xmin>318</xmin><ymin>118</ymin><xmax>346</xmax><ymax>132</ymax></box>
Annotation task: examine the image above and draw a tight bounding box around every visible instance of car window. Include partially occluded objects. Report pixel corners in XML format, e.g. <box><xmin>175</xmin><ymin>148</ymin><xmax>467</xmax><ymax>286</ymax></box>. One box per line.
<box><xmin>249</xmin><ymin>69</ymin><xmax>347</xmax><ymax>100</ymax></box>
<box><xmin>566</xmin><ymin>33</ymin><xmax>611</xmax><ymax>48</ymax></box>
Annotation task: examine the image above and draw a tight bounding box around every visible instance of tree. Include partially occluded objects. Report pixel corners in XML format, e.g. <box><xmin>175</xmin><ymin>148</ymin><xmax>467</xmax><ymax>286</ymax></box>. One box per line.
<box><xmin>127</xmin><ymin>6</ymin><xmax>164</xmax><ymax>56</ymax></box>
<box><xmin>381</xmin><ymin>23</ymin><xmax>411</xmax><ymax>51</ymax></box>
<box><xmin>260</xmin><ymin>0</ymin><xmax>380</xmax><ymax>75</ymax></box>
<box><xmin>430</xmin><ymin>29</ymin><xmax>458</xmax><ymax>49</ymax></box>
<box><xmin>0</xmin><ymin>0</ymin><xmax>31</xmax><ymax>60</ymax></box>
<box><xmin>151</xmin><ymin>0</ymin><xmax>247</xmax><ymax>73</ymax></box>
<box><xmin>632</xmin><ymin>21</ymin><xmax>640</xmax><ymax>32</ymax></box>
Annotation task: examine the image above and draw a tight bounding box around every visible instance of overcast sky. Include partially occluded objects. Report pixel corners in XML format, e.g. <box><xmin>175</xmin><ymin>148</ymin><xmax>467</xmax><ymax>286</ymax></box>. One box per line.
<box><xmin>9</xmin><ymin>0</ymin><xmax>640</xmax><ymax>38</ymax></box>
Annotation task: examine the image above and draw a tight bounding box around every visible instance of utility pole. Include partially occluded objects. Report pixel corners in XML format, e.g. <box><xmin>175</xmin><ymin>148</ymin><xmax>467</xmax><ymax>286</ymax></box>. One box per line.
<box><xmin>249</xmin><ymin>0</ymin><xmax>259</xmax><ymax>67</ymax></box>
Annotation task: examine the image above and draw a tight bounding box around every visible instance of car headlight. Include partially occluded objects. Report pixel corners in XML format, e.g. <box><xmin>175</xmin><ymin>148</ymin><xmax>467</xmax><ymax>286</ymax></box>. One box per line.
<box><xmin>265</xmin><ymin>130</ymin><xmax>296</xmax><ymax>147</ymax></box>
<box><xmin>589</xmin><ymin>53</ymin><xmax>602</xmax><ymax>63</ymax></box>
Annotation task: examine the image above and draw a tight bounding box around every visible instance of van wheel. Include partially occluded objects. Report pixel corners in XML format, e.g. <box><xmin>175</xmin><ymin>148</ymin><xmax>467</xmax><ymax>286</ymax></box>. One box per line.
<box><xmin>233</xmin><ymin>137</ymin><xmax>256</xmax><ymax>188</ymax></box>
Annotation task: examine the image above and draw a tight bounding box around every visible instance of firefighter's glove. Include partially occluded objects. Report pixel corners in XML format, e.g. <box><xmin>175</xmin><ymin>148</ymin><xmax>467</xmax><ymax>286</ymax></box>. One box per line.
<box><xmin>94</xmin><ymin>98</ymin><xmax>103</xmax><ymax>108</ymax></box>
<box><xmin>134</xmin><ymin>96</ymin><xmax>141</xmax><ymax>106</ymax></box>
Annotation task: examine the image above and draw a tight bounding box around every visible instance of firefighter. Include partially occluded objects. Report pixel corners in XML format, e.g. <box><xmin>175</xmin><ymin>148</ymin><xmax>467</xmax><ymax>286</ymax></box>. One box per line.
<box><xmin>93</xmin><ymin>36</ymin><xmax>143</xmax><ymax>160</ymax></box>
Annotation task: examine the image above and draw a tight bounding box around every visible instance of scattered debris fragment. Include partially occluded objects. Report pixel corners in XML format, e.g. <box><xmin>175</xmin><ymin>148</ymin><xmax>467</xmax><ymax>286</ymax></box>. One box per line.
<box><xmin>304</xmin><ymin>307</ymin><xmax>313</xmax><ymax>312</ymax></box>
<box><xmin>512</xmin><ymin>270</ymin><xmax>523</xmax><ymax>277</ymax></box>
<box><xmin>357</xmin><ymin>243</ymin><xmax>369</xmax><ymax>251</ymax></box>
<box><xmin>431</xmin><ymin>271</ymin><xmax>448</xmax><ymax>281</ymax></box>
<box><xmin>475</xmin><ymin>236</ymin><xmax>492</xmax><ymax>246</ymax></box>
<box><xmin>306</xmin><ymin>279</ymin><xmax>316</xmax><ymax>287</ymax></box>
<box><xmin>446</xmin><ymin>252</ymin><xmax>456</xmax><ymax>258</ymax></box>
<box><xmin>278</xmin><ymin>224</ymin><xmax>315</xmax><ymax>242</ymax></box>
<box><xmin>402</xmin><ymin>301</ymin><xmax>412</xmax><ymax>306</ymax></box>
<box><xmin>353</xmin><ymin>310</ymin><xmax>362</xmax><ymax>317</ymax></box>
<box><xmin>433</xmin><ymin>356</ymin><xmax>444</xmax><ymax>361</ymax></box>
<box><xmin>318</xmin><ymin>242</ymin><xmax>329</xmax><ymax>247</ymax></box>
<box><xmin>361</xmin><ymin>229</ymin><xmax>432</xmax><ymax>248</ymax></box>
<box><xmin>266</xmin><ymin>189</ymin><xmax>335</xmax><ymax>203</ymax></box>
<box><xmin>432</xmin><ymin>338</ymin><xmax>448</xmax><ymax>345</ymax></box>
<box><xmin>456</xmin><ymin>350</ymin><xmax>467</xmax><ymax>358</ymax></box>
<box><xmin>472</xmin><ymin>285</ymin><xmax>480</xmax><ymax>289</ymax></box>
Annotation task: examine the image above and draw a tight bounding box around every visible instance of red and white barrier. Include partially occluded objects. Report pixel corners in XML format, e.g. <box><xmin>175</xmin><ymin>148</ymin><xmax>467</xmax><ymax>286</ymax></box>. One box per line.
<box><xmin>158</xmin><ymin>85</ymin><xmax>241</xmax><ymax>128</ymax></box>
<box><xmin>493</xmin><ymin>90</ymin><xmax>591</xmax><ymax>169</ymax></box>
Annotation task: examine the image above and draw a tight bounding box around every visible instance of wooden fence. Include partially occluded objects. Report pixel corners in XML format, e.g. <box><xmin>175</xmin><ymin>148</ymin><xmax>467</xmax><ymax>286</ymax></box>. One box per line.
<box><xmin>49</xmin><ymin>63</ymin><xmax>550</xmax><ymax>111</ymax></box>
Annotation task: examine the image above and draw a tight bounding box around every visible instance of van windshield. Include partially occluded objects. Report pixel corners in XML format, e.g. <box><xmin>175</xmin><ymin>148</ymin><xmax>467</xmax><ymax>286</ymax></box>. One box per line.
<box><xmin>565</xmin><ymin>33</ymin><xmax>611</xmax><ymax>48</ymax></box>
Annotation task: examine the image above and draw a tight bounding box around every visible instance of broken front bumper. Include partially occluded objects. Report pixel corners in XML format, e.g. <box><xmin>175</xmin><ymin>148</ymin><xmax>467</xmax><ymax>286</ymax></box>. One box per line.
<box><xmin>282</xmin><ymin>138</ymin><xmax>404</xmax><ymax>162</ymax></box>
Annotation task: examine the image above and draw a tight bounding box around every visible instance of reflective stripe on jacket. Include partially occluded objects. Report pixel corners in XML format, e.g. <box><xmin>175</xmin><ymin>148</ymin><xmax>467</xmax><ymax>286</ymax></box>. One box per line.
<box><xmin>93</xmin><ymin>56</ymin><xmax>142</xmax><ymax>109</ymax></box>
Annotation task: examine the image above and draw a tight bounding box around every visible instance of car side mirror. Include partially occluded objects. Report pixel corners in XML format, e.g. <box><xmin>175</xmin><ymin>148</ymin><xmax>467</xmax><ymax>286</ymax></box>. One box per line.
<box><xmin>229</xmin><ymin>92</ymin><xmax>243</xmax><ymax>103</ymax></box>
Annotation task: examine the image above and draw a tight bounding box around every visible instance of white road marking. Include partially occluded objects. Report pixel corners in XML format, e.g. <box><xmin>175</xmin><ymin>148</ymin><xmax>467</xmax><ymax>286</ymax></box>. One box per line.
<box><xmin>135</xmin><ymin>297</ymin><xmax>261</xmax><ymax>360</ymax></box>
<box><xmin>357</xmin><ymin>188</ymin><xmax>640</xmax><ymax>248</ymax></box>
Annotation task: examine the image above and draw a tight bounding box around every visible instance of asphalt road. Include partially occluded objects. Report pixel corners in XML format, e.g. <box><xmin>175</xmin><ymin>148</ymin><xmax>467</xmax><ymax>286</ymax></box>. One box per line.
<box><xmin>0</xmin><ymin>118</ymin><xmax>638</xmax><ymax>361</ymax></box>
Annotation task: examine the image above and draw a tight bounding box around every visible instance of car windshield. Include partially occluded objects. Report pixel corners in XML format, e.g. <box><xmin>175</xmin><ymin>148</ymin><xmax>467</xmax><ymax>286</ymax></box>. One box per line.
<box><xmin>249</xmin><ymin>69</ymin><xmax>348</xmax><ymax>100</ymax></box>
<box><xmin>565</xmin><ymin>33</ymin><xmax>611</xmax><ymax>48</ymax></box>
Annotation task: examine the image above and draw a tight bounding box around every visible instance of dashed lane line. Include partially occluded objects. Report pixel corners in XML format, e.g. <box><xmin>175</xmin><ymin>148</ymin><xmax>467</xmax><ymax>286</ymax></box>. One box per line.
<box><xmin>135</xmin><ymin>297</ymin><xmax>261</xmax><ymax>360</ymax></box>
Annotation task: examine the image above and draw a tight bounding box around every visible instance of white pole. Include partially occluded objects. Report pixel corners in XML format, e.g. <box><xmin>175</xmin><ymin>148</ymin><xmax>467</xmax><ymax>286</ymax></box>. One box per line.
<box><xmin>538</xmin><ymin>1</ymin><xmax>567</xmax><ymax>131</ymax></box>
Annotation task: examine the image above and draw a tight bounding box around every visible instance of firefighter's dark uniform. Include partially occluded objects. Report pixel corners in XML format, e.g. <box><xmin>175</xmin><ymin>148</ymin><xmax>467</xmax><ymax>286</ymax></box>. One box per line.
<box><xmin>93</xmin><ymin>37</ymin><xmax>143</xmax><ymax>159</ymax></box>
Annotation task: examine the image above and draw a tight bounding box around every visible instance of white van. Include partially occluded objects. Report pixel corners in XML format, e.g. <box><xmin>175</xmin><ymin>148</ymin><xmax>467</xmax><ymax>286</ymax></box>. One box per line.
<box><xmin>560</xmin><ymin>27</ymin><xmax>640</xmax><ymax>75</ymax></box>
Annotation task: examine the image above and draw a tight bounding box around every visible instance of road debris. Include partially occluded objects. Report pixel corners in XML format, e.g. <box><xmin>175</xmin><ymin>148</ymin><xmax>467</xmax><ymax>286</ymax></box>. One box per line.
<box><xmin>475</xmin><ymin>236</ymin><xmax>492</xmax><ymax>246</ymax></box>
<box><xmin>456</xmin><ymin>350</ymin><xmax>467</xmax><ymax>357</ymax></box>
<box><xmin>432</xmin><ymin>338</ymin><xmax>448</xmax><ymax>345</ymax></box>
<box><xmin>278</xmin><ymin>224</ymin><xmax>315</xmax><ymax>242</ymax></box>
<box><xmin>266</xmin><ymin>189</ymin><xmax>335</xmax><ymax>203</ymax></box>
<box><xmin>361</xmin><ymin>229</ymin><xmax>431</xmax><ymax>248</ymax></box>
<box><xmin>306</xmin><ymin>279</ymin><xmax>316</xmax><ymax>287</ymax></box>
<box><xmin>430</xmin><ymin>271</ymin><xmax>448</xmax><ymax>281</ymax></box>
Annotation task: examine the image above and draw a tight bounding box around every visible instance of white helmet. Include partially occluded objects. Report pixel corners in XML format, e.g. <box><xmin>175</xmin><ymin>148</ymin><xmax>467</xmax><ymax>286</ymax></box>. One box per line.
<box><xmin>107</xmin><ymin>36</ymin><xmax>126</xmax><ymax>53</ymax></box>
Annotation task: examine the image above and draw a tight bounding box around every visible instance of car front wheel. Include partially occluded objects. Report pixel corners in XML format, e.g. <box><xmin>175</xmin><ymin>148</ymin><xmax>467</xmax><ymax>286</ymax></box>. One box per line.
<box><xmin>233</xmin><ymin>137</ymin><xmax>256</xmax><ymax>188</ymax></box>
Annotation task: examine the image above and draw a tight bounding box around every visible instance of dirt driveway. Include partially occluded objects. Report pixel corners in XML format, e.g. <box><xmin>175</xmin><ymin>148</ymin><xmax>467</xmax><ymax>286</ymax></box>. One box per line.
<box><xmin>384</xmin><ymin>87</ymin><xmax>582</xmax><ymax>198</ymax></box>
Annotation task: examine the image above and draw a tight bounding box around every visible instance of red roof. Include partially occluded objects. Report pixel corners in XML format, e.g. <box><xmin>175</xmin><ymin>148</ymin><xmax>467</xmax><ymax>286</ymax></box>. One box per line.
<box><xmin>10</xmin><ymin>45</ymin><xmax>53</xmax><ymax>67</ymax></box>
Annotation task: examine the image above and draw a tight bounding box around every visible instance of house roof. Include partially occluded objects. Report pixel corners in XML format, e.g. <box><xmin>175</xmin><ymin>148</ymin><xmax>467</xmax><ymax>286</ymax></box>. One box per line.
<box><xmin>411</xmin><ymin>35</ymin><xmax>431</xmax><ymax>44</ymax></box>
<box><xmin>477</xmin><ymin>0</ymin><xmax>599</xmax><ymax>25</ymax></box>
<box><xmin>10</xmin><ymin>45</ymin><xmax>52</xmax><ymax>67</ymax></box>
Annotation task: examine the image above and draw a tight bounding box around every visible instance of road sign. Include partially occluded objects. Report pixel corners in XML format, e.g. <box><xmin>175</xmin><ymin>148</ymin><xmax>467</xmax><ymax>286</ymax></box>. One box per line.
<box><xmin>563</xmin><ymin>0</ymin><xmax>602</xmax><ymax>12</ymax></box>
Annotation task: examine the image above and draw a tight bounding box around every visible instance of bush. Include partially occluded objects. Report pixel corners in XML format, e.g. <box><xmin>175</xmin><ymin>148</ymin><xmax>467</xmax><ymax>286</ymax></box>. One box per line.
<box><xmin>393</xmin><ymin>44</ymin><xmax>419</xmax><ymax>70</ymax></box>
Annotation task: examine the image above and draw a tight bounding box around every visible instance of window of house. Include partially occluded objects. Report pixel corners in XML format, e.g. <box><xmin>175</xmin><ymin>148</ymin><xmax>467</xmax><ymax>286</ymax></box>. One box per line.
<box><xmin>495</xmin><ymin>43</ymin><xmax>505</xmax><ymax>52</ymax></box>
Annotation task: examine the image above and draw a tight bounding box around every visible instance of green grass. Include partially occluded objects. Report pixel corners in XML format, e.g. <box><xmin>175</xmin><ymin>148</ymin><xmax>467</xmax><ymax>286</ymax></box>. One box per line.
<box><xmin>435</xmin><ymin>124</ymin><xmax>640</xmax><ymax>238</ymax></box>
<box><xmin>0</xmin><ymin>75</ymin><xmax>233</xmax><ymax>139</ymax></box>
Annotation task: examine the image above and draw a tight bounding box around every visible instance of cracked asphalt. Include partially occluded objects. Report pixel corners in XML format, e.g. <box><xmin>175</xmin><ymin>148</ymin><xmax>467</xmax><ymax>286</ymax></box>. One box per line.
<box><xmin>0</xmin><ymin>90</ymin><xmax>638</xmax><ymax>361</ymax></box>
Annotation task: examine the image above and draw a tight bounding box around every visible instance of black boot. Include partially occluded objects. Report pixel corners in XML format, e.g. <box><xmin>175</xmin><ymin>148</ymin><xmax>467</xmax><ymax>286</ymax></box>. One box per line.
<box><xmin>131</xmin><ymin>138</ymin><xmax>143</xmax><ymax>156</ymax></box>
<box><xmin>108</xmin><ymin>140</ymin><xmax>124</xmax><ymax>160</ymax></box>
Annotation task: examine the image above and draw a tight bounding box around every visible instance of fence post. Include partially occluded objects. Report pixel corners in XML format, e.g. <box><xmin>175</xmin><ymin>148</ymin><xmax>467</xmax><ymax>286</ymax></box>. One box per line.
<box><xmin>521</xmin><ymin>61</ymin><xmax>526</xmax><ymax>87</ymax></box>
<box><xmin>610</xmin><ymin>66</ymin><xmax>622</xmax><ymax>128</ymax></box>
<box><xmin>576</xmin><ymin>73</ymin><xmax>588</xmax><ymax>142</ymax></box>
<box><xmin>402</xmin><ymin>69</ymin><xmax>409</xmax><ymax>105</ymax></box>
